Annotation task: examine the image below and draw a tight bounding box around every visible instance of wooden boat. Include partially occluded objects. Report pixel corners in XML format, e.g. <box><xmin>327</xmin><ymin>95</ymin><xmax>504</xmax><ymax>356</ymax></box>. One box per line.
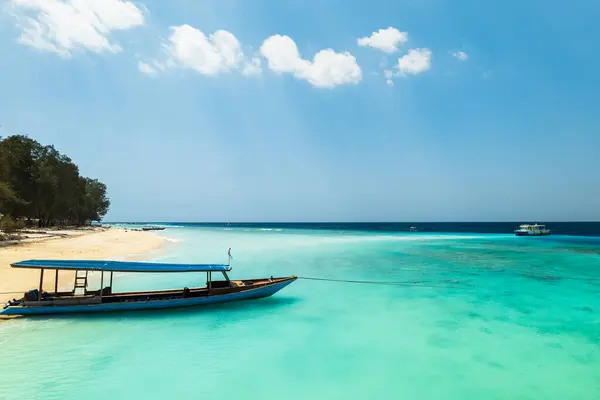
<box><xmin>1</xmin><ymin>258</ymin><xmax>296</xmax><ymax>316</ymax></box>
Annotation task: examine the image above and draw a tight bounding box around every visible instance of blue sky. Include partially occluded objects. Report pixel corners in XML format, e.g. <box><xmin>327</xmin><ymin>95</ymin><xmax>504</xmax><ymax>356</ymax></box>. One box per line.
<box><xmin>1</xmin><ymin>0</ymin><xmax>599</xmax><ymax>222</ymax></box>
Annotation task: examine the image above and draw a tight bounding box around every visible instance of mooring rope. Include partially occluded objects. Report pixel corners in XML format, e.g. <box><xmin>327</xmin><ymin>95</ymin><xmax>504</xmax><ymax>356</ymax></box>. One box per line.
<box><xmin>297</xmin><ymin>276</ymin><xmax>469</xmax><ymax>289</ymax></box>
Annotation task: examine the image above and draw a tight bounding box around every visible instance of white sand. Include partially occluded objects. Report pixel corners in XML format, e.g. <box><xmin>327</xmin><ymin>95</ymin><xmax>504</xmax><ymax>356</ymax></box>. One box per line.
<box><xmin>0</xmin><ymin>228</ymin><xmax>165</xmax><ymax>304</ymax></box>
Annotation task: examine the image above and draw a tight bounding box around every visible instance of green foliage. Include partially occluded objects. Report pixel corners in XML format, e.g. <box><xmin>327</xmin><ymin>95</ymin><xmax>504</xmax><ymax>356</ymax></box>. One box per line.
<box><xmin>81</xmin><ymin>178</ymin><xmax>110</xmax><ymax>223</ymax></box>
<box><xmin>0</xmin><ymin>181</ymin><xmax>18</xmax><ymax>212</ymax></box>
<box><xmin>0</xmin><ymin>216</ymin><xmax>25</xmax><ymax>234</ymax></box>
<box><xmin>0</xmin><ymin>135</ymin><xmax>110</xmax><ymax>227</ymax></box>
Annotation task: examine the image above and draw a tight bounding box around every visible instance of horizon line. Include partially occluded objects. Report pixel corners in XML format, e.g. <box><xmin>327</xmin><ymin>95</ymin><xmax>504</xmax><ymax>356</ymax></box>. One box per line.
<box><xmin>102</xmin><ymin>221</ymin><xmax>600</xmax><ymax>224</ymax></box>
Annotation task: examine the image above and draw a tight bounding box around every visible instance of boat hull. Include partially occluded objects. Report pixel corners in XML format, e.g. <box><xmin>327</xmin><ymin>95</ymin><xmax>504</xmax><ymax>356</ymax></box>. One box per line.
<box><xmin>514</xmin><ymin>231</ymin><xmax>551</xmax><ymax>236</ymax></box>
<box><xmin>1</xmin><ymin>278</ymin><xmax>296</xmax><ymax>316</ymax></box>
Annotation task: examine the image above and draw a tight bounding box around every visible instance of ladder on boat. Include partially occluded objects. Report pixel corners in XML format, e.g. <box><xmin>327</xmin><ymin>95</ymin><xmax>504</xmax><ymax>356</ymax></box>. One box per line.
<box><xmin>73</xmin><ymin>270</ymin><xmax>88</xmax><ymax>294</ymax></box>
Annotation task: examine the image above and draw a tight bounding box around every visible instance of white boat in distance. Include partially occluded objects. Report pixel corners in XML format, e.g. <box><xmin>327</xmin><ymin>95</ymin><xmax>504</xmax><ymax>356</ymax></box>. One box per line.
<box><xmin>514</xmin><ymin>223</ymin><xmax>551</xmax><ymax>236</ymax></box>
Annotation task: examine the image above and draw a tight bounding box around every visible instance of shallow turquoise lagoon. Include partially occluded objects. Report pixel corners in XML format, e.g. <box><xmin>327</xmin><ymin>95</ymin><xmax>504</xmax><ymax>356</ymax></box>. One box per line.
<box><xmin>1</xmin><ymin>228</ymin><xmax>599</xmax><ymax>399</ymax></box>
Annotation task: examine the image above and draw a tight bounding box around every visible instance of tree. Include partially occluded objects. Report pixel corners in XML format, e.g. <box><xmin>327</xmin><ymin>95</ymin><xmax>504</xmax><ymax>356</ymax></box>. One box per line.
<box><xmin>0</xmin><ymin>135</ymin><xmax>47</xmax><ymax>218</ymax></box>
<box><xmin>0</xmin><ymin>134</ymin><xmax>110</xmax><ymax>226</ymax></box>
<box><xmin>81</xmin><ymin>178</ymin><xmax>110</xmax><ymax>225</ymax></box>
<box><xmin>0</xmin><ymin>181</ymin><xmax>22</xmax><ymax>215</ymax></box>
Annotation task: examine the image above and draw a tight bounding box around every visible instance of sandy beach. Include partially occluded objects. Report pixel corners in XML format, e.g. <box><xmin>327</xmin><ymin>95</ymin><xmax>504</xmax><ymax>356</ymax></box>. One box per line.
<box><xmin>0</xmin><ymin>228</ymin><xmax>165</xmax><ymax>304</ymax></box>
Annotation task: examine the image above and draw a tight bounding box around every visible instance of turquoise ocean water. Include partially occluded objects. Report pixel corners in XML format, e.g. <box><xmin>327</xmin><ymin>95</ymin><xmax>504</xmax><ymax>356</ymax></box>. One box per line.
<box><xmin>1</xmin><ymin>225</ymin><xmax>600</xmax><ymax>399</ymax></box>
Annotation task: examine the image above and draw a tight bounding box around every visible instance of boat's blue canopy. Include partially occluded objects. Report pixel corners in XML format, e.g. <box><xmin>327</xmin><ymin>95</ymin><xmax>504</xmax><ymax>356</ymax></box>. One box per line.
<box><xmin>11</xmin><ymin>259</ymin><xmax>232</xmax><ymax>273</ymax></box>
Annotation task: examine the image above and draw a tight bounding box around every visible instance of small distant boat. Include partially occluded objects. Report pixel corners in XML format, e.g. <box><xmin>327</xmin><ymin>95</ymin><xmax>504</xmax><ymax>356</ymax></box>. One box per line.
<box><xmin>514</xmin><ymin>223</ymin><xmax>551</xmax><ymax>236</ymax></box>
<box><xmin>1</xmin><ymin>254</ymin><xmax>296</xmax><ymax>316</ymax></box>
<box><xmin>409</xmin><ymin>226</ymin><xmax>418</xmax><ymax>232</ymax></box>
<box><xmin>141</xmin><ymin>226</ymin><xmax>165</xmax><ymax>231</ymax></box>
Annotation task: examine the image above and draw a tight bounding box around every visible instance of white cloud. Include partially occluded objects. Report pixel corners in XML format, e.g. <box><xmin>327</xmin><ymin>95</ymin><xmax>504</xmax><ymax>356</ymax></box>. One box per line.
<box><xmin>451</xmin><ymin>51</ymin><xmax>468</xmax><ymax>61</ymax></box>
<box><xmin>260</xmin><ymin>35</ymin><xmax>302</xmax><ymax>73</ymax></box>
<box><xmin>242</xmin><ymin>56</ymin><xmax>262</xmax><ymax>76</ymax></box>
<box><xmin>138</xmin><ymin>61</ymin><xmax>156</xmax><ymax>76</ymax></box>
<box><xmin>260</xmin><ymin>34</ymin><xmax>361</xmax><ymax>88</ymax></box>
<box><xmin>144</xmin><ymin>25</ymin><xmax>260</xmax><ymax>78</ymax></box>
<box><xmin>165</xmin><ymin>25</ymin><xmax>245</xmax><ymax>75</ymax></box>
<box><xmin>10</xmin><ymin>0</ymin><xmax>145</xmax><ymax>57</ymax></box>
<box><xmin>384</xmin><ymin>70</ymin><xmax>394</xmax><ymax>86</ymax></box>
<box><xmin>396</xmin><ymin>48</ymin><xmax>432</xmax><ymax>75</ymax></box>
<box><xmin>138</xmin><ymin>59</ymin><xmax>166</xmax><ymax>77</ymax></box>
<box><xmin>383</xmin><ymin>48</ymin><xmax>432</xmax><ymax>85</ymax></box>
<box><xmin>357</xmin><ymin>27</ymin><xmax>408</xmax><ymax>53</ymax></box>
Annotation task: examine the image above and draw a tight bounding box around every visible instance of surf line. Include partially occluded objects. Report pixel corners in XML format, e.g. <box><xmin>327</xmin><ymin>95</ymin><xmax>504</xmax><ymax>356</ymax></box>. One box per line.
<box><xmin>297</xmin><ymin>276</ymin><xmax>469</xmax><ymax>289</ymax></box>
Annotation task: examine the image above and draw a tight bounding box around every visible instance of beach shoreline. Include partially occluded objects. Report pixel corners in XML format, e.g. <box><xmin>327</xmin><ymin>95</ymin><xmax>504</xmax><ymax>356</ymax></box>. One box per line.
<box><xmin>0</xmin><ymin>227</ymin><xmax>166</xmax><ymax>305</ymax></box>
